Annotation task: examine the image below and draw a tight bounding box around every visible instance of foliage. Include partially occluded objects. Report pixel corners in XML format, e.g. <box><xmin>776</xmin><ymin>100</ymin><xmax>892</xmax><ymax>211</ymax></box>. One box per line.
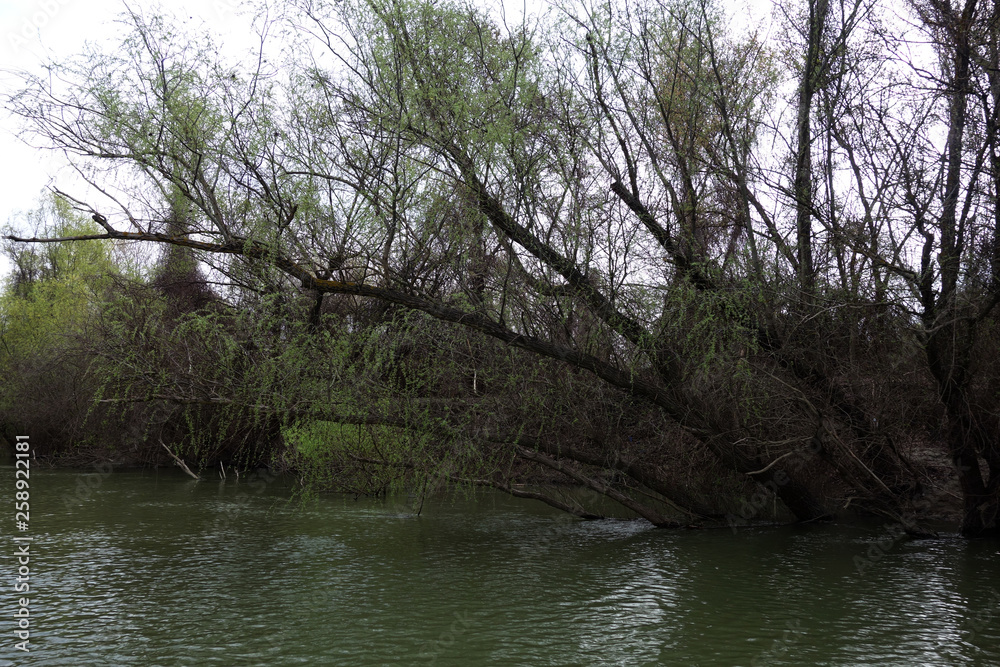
<box><xmin>0</xmin><ymin>195</ymin><xmax>123</xmax><ymax>452</ymax></box>
<box><xmin>5</xmin><ymin>0</ymin><xmax>1000</xmax><ymax>534</ymax></box>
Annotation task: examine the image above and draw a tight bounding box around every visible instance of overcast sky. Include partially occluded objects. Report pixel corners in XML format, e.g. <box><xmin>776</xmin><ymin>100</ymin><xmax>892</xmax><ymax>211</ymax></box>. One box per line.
<box><xmin>0</xmin><ymin>0</ymin><xmax>763</xmax><ymax>279</ymax></box>
<box><xmin>0</xmin><ymin>0</ymin><xmax>261</xmax><ymax>277</ymax></box>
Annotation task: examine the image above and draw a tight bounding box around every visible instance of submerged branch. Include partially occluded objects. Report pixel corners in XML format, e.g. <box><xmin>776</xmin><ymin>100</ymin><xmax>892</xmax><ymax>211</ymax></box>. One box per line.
<box><xmin>160</xmin><ymin>438</ymin><xmax>201</xmax><ymax>480</ymax></box>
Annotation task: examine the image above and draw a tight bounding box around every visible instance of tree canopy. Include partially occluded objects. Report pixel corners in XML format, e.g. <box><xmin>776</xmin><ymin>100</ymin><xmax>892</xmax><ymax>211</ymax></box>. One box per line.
<box><xmin>5</xmin><ymin>0</ymin><xmax>1000</xmax><ymax>536</ymax></box>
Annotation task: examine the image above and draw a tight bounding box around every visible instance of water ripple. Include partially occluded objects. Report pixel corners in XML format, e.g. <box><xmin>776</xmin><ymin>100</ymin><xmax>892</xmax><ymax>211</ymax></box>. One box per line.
<box><xmin>2</xmin><ymin>469</ymin><xmax>999</xmax><ymax>666</ymax></box>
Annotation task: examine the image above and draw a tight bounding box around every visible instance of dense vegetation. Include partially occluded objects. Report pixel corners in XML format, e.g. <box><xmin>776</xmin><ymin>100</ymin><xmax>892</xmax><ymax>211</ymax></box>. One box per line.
<box><xmin>3</xmin><ymin>0</ymin><xmax>999</xmax><ymax>536</ymax></box>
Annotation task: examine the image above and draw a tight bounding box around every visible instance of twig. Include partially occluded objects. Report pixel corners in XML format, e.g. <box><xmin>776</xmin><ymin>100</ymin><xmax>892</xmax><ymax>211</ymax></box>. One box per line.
<box><xmin>160</xmin><ymin>439</ymin><xmax>201</xmax><ymax>480</ymax></box>
<box><xmin>747</xmin><ymin>450</ymin><xmax>799</xmax><ymax>476</ymax></box>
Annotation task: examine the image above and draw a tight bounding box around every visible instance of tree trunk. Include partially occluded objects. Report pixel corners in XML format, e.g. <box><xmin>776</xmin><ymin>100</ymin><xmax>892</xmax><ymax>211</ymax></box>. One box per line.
<box><xmin>793</xmin><ymin>0</ymin><xmax>830</xmax><ymax>296</ymax></box>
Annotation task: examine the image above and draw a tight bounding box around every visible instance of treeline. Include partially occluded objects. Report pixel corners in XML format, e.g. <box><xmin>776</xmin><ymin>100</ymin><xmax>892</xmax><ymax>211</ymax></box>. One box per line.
<box><xmin>3</xmin><ymin>0</ymin><xmax>999</xmax><ymax>536</ymax></box>
<box><xmin>0</xmin><ymin>197</ymin><xmax>280</xmax><ymax>467</ymax></box>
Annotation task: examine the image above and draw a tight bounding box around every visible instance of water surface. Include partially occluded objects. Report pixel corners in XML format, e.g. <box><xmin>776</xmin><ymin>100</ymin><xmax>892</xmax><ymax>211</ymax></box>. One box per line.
<box><xmin>2</xmin><ymin>467</ymin><xmax>999</xmax><ymax>665</ymax></box>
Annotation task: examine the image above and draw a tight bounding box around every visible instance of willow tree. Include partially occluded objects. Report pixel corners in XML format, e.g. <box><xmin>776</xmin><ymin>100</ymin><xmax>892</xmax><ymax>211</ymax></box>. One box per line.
<box><xmin>280</xmin><ymin>0</ymin><xmax>847</xmax><ymax>523</ymax></box>
<box><xmin>885</xmin><ymin>0</ymin><xmax>1000</xmax><ymax>536</ymax></box>
<box><xmin>9</xmin><ymin>0</ymin><xmax>981</xmax><ymax>533</ymax></box>
<box><xmin>0</xmin><ymin>196</ymin><xmax>127</xmax><ymax>456</ymax></box>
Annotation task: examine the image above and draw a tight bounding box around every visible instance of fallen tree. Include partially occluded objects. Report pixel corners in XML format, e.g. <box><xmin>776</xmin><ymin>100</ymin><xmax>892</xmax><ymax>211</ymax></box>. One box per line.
<box><xmin>6</xmin><ymin>0</ymin><xmax>998</xmax><ymax>535</ymax></box>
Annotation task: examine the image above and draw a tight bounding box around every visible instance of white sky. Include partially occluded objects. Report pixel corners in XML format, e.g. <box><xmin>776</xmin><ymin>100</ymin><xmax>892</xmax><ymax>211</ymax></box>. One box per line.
<box><xmin>0</xmin><ymin>0</ymin><xmax>258</xmax><ymax>277</ymax></box>
<box><xmin>0</xmin><ymin>0</ymin><xmax>764</xmax><ymax>279</ymax></box>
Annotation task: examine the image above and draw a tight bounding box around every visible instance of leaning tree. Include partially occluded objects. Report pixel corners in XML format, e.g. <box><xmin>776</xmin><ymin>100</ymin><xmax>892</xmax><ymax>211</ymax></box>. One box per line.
<box><xmin>7</xmin><ymin>0</ymin><xmax>1000</xmax><ymax>535</ymax></box>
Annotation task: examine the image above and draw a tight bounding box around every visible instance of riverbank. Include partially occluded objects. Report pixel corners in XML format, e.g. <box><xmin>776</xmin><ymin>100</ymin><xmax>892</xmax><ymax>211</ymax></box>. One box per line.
<box><xmin>1</xmin><ymin>432</ymin><xmax>967</xmax><ymax>534</ymax></box>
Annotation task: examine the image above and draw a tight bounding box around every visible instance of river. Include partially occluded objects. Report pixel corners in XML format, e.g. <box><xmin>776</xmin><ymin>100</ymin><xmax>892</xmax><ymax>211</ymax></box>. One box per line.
<box><xmin>2</xmin><ymin>466</ymin><xmax>999</xmax><ymax>665</ymax></box>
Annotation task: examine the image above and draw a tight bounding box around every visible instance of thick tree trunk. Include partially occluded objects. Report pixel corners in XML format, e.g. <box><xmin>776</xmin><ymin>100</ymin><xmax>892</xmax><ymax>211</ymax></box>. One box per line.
<box><xmin>793</xmin><ymin>0</ymin><xmax>830</xmax><ymax>296</ymax></box>
<box><xmin>943</xmin><ymin>398</ymin><xmax>1000</xmax><ymax>537</ymax></box>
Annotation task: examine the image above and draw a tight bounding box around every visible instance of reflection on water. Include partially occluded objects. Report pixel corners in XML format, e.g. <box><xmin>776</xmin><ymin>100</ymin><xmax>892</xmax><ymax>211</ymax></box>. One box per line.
<box><xmin>2</xmin><ymin>467</ymin><xmax>999</xmax><ymax>666</ymax></box>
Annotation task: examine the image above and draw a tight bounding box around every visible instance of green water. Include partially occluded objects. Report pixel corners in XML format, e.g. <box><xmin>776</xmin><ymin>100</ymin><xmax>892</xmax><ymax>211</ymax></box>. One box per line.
<box><xmin>2</xmin><ymin>466</ymin><xmax>999</xmax><ymax>666</ymax></box>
